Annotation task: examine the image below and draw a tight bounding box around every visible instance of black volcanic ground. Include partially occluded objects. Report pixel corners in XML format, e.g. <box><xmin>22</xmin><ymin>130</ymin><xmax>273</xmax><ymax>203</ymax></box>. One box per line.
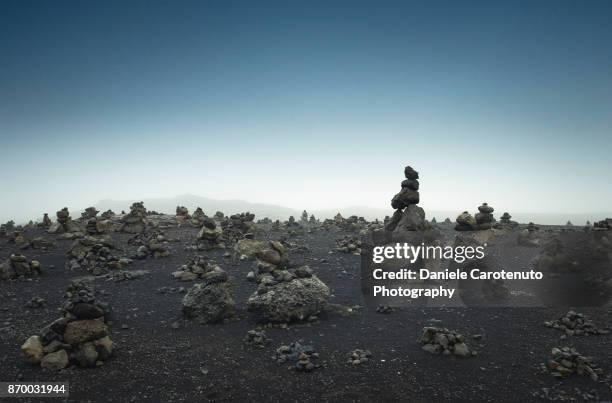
<box><xmin>1</xmin><ymin>220</ymin><xmax>611</xmax><ymax>402</ymax></box>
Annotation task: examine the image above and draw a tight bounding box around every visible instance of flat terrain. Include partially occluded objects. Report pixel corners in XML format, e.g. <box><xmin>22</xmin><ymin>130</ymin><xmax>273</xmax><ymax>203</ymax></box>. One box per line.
<box><xmin>1</xmin><ymin>221</ymin><xmax>611</xmax><ymax>402</ymax></box>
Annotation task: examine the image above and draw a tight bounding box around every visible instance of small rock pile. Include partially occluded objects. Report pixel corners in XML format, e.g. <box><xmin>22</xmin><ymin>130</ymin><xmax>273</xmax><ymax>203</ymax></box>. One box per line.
<box><xmin>190</xmin><ymin>207</ymin><xmax>207</xmax><ymax>226</ymax></box>
<box><xmin>21</xmin><ymin>280</ymin><xmax>113</xmax><ymax>370</ymax></box>
<box><xmin>120</xmin><ymin>202</ymin><xmax>148</xmax><ymax>234</ymax></box>
<box><xmin>273</xmin><ymin>341</ymin><xmax>321</xmax><ymax>372</ymax></box>
<box><xmin>420</xmin><ymin>327</ymin><xmax>474</xmax><ymax>357</ymax></box>
<box><xmin>100</xmin><ymin>210</ymin><xmax>115</xmax><ymax>219</ymax></box>
<box><xmin>0</xmin><ymin>254</ymin><xmax>42</xmax><ymax>280</ymax></box>
<box><xmin>182</xmin><ymin>267</ymin><xmax>235</xmax><ymax>323</ymax></box>
<box><xmin>495</xmin><ymin>212</ymin><xmax>519</xmax><ymax>230</ymax></box>
<box><xmin>544</xmin><ymin>311</ymin><xmax>609</xmax><ymax>336</ymax></box>
<box><xmin>221</xmin><ymin>212</ymin><xmax>256</xmax><ymax>244</ymax></box>
<box><xmin>455</xmin><ymin>203</ymin><xmax>496</xmax><ymax>231</ymax></box>
<box><xmin>386</xmin><ymin>165</ymin><xmax>426</xmax><ymax>232</ymax></box>
<box><xmin>376</xmin><ymin>305</ymin><xmax>395</xmax><ymax>314</ymax></box>
<box><xmin>301</xmin><ymin>210</ymin><xmax>309</xmax><ymax>223</ymax></box>
<box><xmin>347</xmin><ymin>349</ymin><xmax>372</xmax><ymax>366</ymax></box>
<box><xmin>594</xmin><ymin>218</ymin><xmax>612</xmax><ymax>230</ymax></box>
<box><xmin>518</xmin><ymin>222</ymin><xmax>541</xmax><ymax>246</ymax></box>
<box><xmin>172</xmin><ymin>256</ymin><xmax>223</xmax><ymax>282</ymax></box>
<box><xmin>544</xmin><ymin>347</ymin><xmax>602</xmax><ymax>381</ymax></box>
<box><xmin>247</xmin><ymin>266</ymin><xmax>330</xmax><ymax>322</ymax></box>
<box><xmin>0</xmin><ymin>220</ymin><xmax>16</xmax><ymax>237</ymax></box>
<box><xmin>80</xmin><ymin>207</ymin><xmax>99</xmax><ymax>221</ymax></box>
<box><xmin>244</xmin><ymin>329</ymin><xmax>269</xmax><ymax>348</ymax></box>
<box><xmin>196</xmin><ymin>217</ymin><xmax>224</xmax><ymax>250</ymax></box>
<box><xmin>48</xmin><ymin>208</ymin><xmax>80</xmax><ymax>234</ymax></box>
<box><xmin>42</xmin><ymin>213</ymin><xmax>52</xmax><ymax>229</ymax></box>
<box><xmin>253</xmin><ymin>241</ymin><xmax>289</xmax><ymax>278</ymax></box>
<box><xmin>128</xmin><ymin>230</ymin><xmax>170</xmax><ymax>259</ymax></box>
<box><xmin>66</xmin><ymin>236</ymin><xmax>131</xmax><ymax>275</ymax></box>
<box><xmin>175</xmin><ymin>206</ymin><xmax>190</xmax><ymax>219</ymax></box>
<box><xmin>335</xmin><ymin>235</ymin><xmax>362</xmax><ymax>254</ymax></box>
<box><xmin>25</xmin><ymin>297</ymin><xmax>46</xmax><ymax>308</ymax></box>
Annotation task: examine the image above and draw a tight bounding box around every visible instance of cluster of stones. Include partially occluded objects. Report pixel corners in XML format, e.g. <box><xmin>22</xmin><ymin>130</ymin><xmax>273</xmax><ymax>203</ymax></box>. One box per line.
<box><xmin>335</xmin><ymin>235</ymin><xmax>362</xmax><ymax>254</ymax></box>
<box><xmin>386</xmin><ymin>165</ymin><xmax>426</xmax><ymax>232</ymax></box>
<box><xmin>120</xmin><ymin>202</ymin><xmax>148</xmax><ymax>234</ymax></box>
<box><xmin>376</xmin><ymin>304</ymin><xmax>395</xmax><ymax>314</ymax></box>
<box><xmin>128</xmin><ymin>230</ymin><xmax>170</xmax><ymax>259</ymax></box>
<box><xmin>455</xmin><ymin>203</ymin><xmax>496</xmax><ymax>231</ymax></box>
<box><xmin>0</xmin><ymin>254</ymin><xmax>42</xmax><ymax>280</ymax></box>
<box><xmin>247</xmin><ymin>265</ymin><xmax>330</xmax><ymax>322</ymax></box>
<box><xmin>301</xmin><ymin>210</ymin><xmax>309</xmax><ymax>223</ymax></box>
<box><xmin>347</xmin><ymin>349</ymin><xmax>372</xmax><ymax>366</ymax></box>
<box><xmin>48</xmin><ymin>208</ymin><xmax>80</xmax><ymax>234</ymax></box>
<box><xmin>337</xmin><ymin>215</ymin><xmax>367</xmax><ymax>232</ymax></box>
<box><xmin>249</xmin><ymin>241</ymin><xmax>289</xmax><ymax>282</ymax></box>
<box><xmin>190</xmin><ymin>207</ymin><xmax>207</xmax><ymax>226</ymax></box>
<box><xmin>181</xmin><ymin>266</ymin><xmax>235</xmax><ymax>324</ymax></box>
<box><xmin>495</xmin><ymin>212</ymin><xmax>518</xmax><ymax>229</ymax></box>
<box><xmin>544</xmin><ymin>311</ymin><xmax>609</xmax><ymax>336</ymax></box>
<box><xmin>544</xmin><ymin>347</ymin><xmax>602</xmax><ymax>381</ymax></box>
<box><xmin>518</xmin><ymin>222</ymin><xmax>541</xmax><ymax>247</ymax></box>
<box><xmin>244</xmin><ymin>329</ymin><xmax>269</xmax><ymax>348</ymax></box>
<box><xmin>419</xmin><ymin>327</ymin><xmax>474</xmax><ymax>357</ymax></box>
<box><xmin>0</xmin><ymin>220</ymin><xmax>16</xmax><ymax>237</ymax></box>
<box><xmin>100</xmin><ymin>210</ymin><xmax>115</xmax><ymax>220</ymax></box>
<box><xmin>66</xmin><ymin>236</ymin><xmax>131</xmax><ymax>275</ymax></box>
<box><xmin>25</xmin><ymin>296</ymin><xmax>46</xmax><ymax>309</ymax></box>
<box><xmin>594</xmin><ymin>218</ymin><xmax>612</xmax><ymax>230</ymax></box>
<box><xmin>6</xmin><ymin>230</ymin><xmax>30</xmax><ymax>250</ymax></box>
<box><xmin>21</xmin><ymin>281</ymin><xmax>113</xmax><ymax>370</ymax></box>
<box><xmin>175</xmin><ymin>206</ymin><xmax>190</xmax><ymax>219</ymax></box>
<box><xmin>273</xmin><ymin>341</ymin><xmax>320</xmax><ymax>372</ymax></box>
<box><xmin>221</xmin><ymin>212</ymin><xmax>256</xmax><ymax>244</ymax></box>
<box><xmin>196</xmin><ymin>217</ymin><xmax>224</xmax><ymax>249</ymax></box>
<box><xmin>42</xmin><ymin>213</ymin><xmax>52</xmax><ymax>229</ymax></box>
<box><xmin>172</xmin><ymin>256</ymin><xmax>222</xmax><ymax>282</ymax></box>
<box><xmin>285</xmin><ymin>215</ymin><xmax>301</xmax><ymax>229</ymax></box>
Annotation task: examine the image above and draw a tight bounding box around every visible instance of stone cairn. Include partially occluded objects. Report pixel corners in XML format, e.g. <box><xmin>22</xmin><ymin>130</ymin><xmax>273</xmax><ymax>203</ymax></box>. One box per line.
<box><xmin>175</xmin><ymin>206</ymin><xmax>190</xmax><ymax>219</ymax></box>
<box><xmin>335</xmin><ymin>235</ymin><xmax>362</xmax><ymax>254</ymax></box>
<box><xmin>190</xmin><ymin>207</ymin><xmax>207</xmax><ymax>226</ymax></box>
<box><xmin>42</xmin><ymin>213</ymin><xmax>52</xmax><ymax>229</ymax></box>
<box><xmin>273</xmin><ymin>341</ymin><xmax>321</xmax><ymax>372</ymax></box>
<box><xmin>21</xmin><ymin>280</ymin><xmax>113</xmax><ymax>370</ymax></box>
<box><xmin>196</xmin><ymin>217</ymin><xmax>224</xmax><ymax>250</ymax></box>
<box><xmin>222</xmin><ymin>212</ymin><xmax>256</xmax><ymax>244</ymax></box>
<box><xmin>594</xmin><ymin>218</ymin><xmax>612</xmax><ymax>230</ymax></box>
<box><xmin>181</xmin><ymin>265</ymin><xmax>235</xmax><ymax>324</ymax></box>
<box><xmin>420</xmin><ymin>327</ymin><xmax>475</xmax><ymax>357</ymax></box>
<box><xmin>128</xmin><ymin>229</ymin><xmax>170</xmax><ymax>259</ymax></box>
<box><xmin>386</xmin><ymin>165</ymin><xmax>426</xmax><ymax>232</ymax></box>
<box><xmin>66</xmin><ymin>236</ymin><xmax>131</xmax><ymax>275</ymax></box>
<box><xmin>247</xmin><ymin>265</ymin><xmax>330</xmax><ymax>322</ymax></box>
<box><xmin>544</xmin><ymin>310</ymin><xmax>609</xmax><ymax>336</ymax></box>
<box><xmin>0</xmin><ymin>254</ymin><xmax>42</xmax><ymax>280</ymax></box>
<box><xmin>301</xmin><ymin>210</ymin><xmax>309</xmax><ymax>223</ymax></box>
<box><xmin>172</xmin><ymin>256</ymin><xmax>222</xmax><ymax>282</ymax></box>
<box><xmin>120</xmin><ymin>202</ymin><xmax>148</xmax><ymax>234</ymax></box>
<box><xmin>542</xmin><ymin>347</ymin><xmax>602</xmax><ymax>381</ymax></box>
<box><xmin>243</xmin><ymin>241</ymin><xmax>289</xmax><ymax>283</ymax></box>
<box><xmin>347</xmin><ymin>349</ymin><xmax>372</xmax><ymax>366</ymax></box>
<box><xmin>455</xmin><ymin>203</ymin><xmax>496</xmax><ymax>231</ymax></box>
<box><xmin>244</xmin><ymin>329</ymin><xmax>269</xmax><ymax>348</ymax></box>
<box><xmin>100</xmin><ymin>210</ymin><xmax>115</xmax><ymax>219</ymax></box>
<box><xmin>80</xmin><ymin>207</ymin><xmax>99</xmax><ymax>221</ymax></box>
<box><xmin>48</xmin><ymin>208</ymin><xmax>79</xmax><ymax>234</ymax></box>
<box><xmin>0</xmin><ymin>220</ymin><xmax>15</xmax><ymax>237</ymax></box>
<box><xmin>496</xmin><ymin>212</ymin><xmax>518</xmax><ymax>229</ymax></box>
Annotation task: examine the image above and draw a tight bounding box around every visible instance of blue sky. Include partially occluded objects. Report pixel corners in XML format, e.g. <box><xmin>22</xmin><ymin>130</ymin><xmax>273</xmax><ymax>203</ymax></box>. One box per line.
<box><xmin>1</xmin><ymin>0</ymin><xmax>611</xmax><ymax>222</ymax></box>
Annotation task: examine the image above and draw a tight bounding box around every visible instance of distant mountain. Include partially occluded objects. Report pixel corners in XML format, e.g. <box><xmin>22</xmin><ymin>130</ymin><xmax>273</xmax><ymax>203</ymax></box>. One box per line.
<box><xmin>95</xmin><ymin>194</ymin><xmax>299</xmax><ymax>221</ymax></box>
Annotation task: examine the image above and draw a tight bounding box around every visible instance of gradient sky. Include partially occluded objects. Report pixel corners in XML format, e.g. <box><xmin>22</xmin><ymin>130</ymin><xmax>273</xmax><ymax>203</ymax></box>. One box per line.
<box><xmin>1</xmin><ymin>0</ymin><xmax>612</xmax><ymax>222</ymax></box>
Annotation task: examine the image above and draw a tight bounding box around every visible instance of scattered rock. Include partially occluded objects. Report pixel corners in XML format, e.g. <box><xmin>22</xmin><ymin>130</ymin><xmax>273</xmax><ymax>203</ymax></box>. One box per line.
<box><xmin>420</xmin><ymin>327</ymin><xmax>475</xmax><ymax>357</ymax></box>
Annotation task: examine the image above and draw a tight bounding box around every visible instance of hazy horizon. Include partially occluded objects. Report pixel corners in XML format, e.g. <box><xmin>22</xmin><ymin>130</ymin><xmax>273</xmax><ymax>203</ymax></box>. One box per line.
<box><xmin>2</xmin><ymin>1</ymin><xmax>611</xmax><ymax>222</ymax></box>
